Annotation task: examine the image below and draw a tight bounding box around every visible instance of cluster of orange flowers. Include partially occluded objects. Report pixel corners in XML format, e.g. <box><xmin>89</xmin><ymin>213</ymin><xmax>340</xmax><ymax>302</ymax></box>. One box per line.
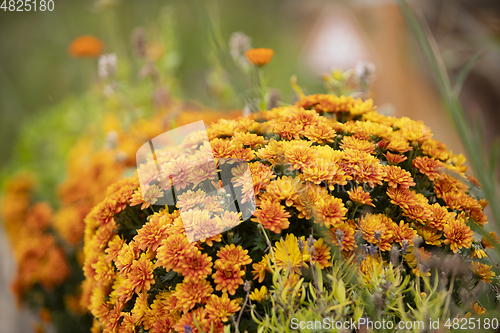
<box><xmin>1</xmin><ymin>174</ymin><xmax>70</xmax><ymax>303</ymax></box>
<box><xmin>0</xmin><ymin>102</ymin><xmax>242</xmax><ymax>331</ymax></box>
<box><xmin>81</xmin><ymin>93</ymin><xmax>496</xmax><ymax>332</ymax></box>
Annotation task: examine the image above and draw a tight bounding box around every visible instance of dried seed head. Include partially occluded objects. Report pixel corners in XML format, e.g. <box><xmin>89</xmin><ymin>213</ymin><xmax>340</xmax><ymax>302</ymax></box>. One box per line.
<box><xmin>368</xmin><ymin>243</ymin><xmax>378</xmax><ymax>256</ymax></box>
<box><xmin>335</xmin><ymin>229</ymin><xmax>345</xmax><ymax>248</ymax></box>
<box><xmin>132</xmin><ymin>27</ymin><xmax>147</xmax><ymax>58</ymax></box>
<box><xmin>374</xmin><ymin>230</ymin><xmax>382</xmax><ymax>242</ymax></box>
<box><xmin>354</xmin><ymin>230</ymin><xmax>363</xmax><ymax>243</ymax></box>
<box><xmin>243</xmin><ymin>280</ymin><xmax>251</xmax><ymax>293</ymax></box>
<box><xmin>229</xmin><ymin>31</ymin><xmax>252</xmax><ymax>66</ymax></box>
<box><xmin>98</xmin><ymin>53</ymin><xmax>117</xmax><ymax>80</ymax></box>
<box><xmin>412</xmin><ymin>235</ymin><xmax>422</xmax><ymax>248</ymax></box>
<box><xmin>401</xmin><ymin>239</ymin><xmax>410</xmax><ymax>255</ymax></box>
<box><xmin>297</xmin><ymin>238</ymin><xmax>305</xmax><ymax>253</ymax></box>
<box><xmin>390</xmin><ymin>245</ymin><xmax>400</xmax><ymax>266</ymax></box>
<box><xmin>306</xmin><ymin>235</ymin><xmax>316</xmax><ymax>251</ymax></box>
<box><xmin>267</xmin><ymin>89</ymin><xmax>282</xmax><ymax>110</ymax></box>
<box><xmin>355</xmin><ymin>61</ymin><xmax>376</xmax><ymax>88</ymax></box>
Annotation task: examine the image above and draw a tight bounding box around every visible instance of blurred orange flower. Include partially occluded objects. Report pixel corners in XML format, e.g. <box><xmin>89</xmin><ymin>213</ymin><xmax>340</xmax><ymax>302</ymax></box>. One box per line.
<box><xmin>68</xmin><ymin>35</ymin><xmax>104</xmax><ymax>58</ymax></box>
<box><xmin>245</xmin><ymin>48</ymin><xmax>274</xmax><ymax>66</ymax></box>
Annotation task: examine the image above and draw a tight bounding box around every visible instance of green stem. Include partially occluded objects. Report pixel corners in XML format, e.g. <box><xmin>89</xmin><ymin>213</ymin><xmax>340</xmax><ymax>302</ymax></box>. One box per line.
<box><xmin>257</xmin><ymin>67</ymin><xmax>266</xmax><ymax>111</ymax></box>
<box><xmin>349</xmin><ymin>204</ymin><xmax>360</xmax><ymax>220</ymax></box>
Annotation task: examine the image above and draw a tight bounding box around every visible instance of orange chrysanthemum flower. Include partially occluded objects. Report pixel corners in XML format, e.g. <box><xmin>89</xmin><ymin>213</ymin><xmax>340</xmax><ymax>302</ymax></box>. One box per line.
<box><xmin>384</xmin><ymin>151</ymin><xmax>407</xmax><ymax>164</ymax></box>
<box><xmin>427</xmin><ymin>203</ymin><xmax>455</xmax><ymax>231</ymax></box>
<box><xmin>174</xmin><ymin>279</ymin><xmax>214</xmax><ymax>313</ymax></box>
<box><xmin>115</xmin><ymin>242</ymin><xmax>140</xmax><ymax>274</ymax></box>
<box><xmin>105</xmin><ymin>235</ymin><xmax>126</xmax><ymax>262</ymax></box>
<box><xmin>212</xmin><ymin>261</ymin><xmax>246</xmax><ymax>296</ymax></box>
<box><xmin>263</xmin><ymin>176</ymin><xmax>303</xmax><ymax>207</ymax></box>
<box><xmin>205</xmin><ymin>293</ymin><xmax>241</xmax><ymax>322</ymax></box>
<box><xmin>273</xmin><ymin>121</ymin><xmax>303</xmax><ymax>140</ymax></box>
<box><xmin>281</xmin><ymin>140</ymin><xmax>316</xmax><ymax>171</ymax></box>
<box><xmin>391</xmin><ymin>221</ymin><xmax>417</xmax><ymax>246</ymax></box>
<box><xmin>443</xmin><ymin>213</ymin><xmax>474</xmax><ymax>253</ymax></box>
<box><xmin>177</xmin><ymin>251</ymin><xmax>213</xmax><ymax>282</ymax></box>
<box><xmin>251</xmin><ymin>255</ymin><xmax>269</xmax><ymax>283</ymax></box>
<box><xmin>232</xmin><ymin>131</ymin><xmax>266</xmax><ymax>148</ymax></box>
<box><xmin>384</xmin><ymin>165</ymin><xmax>416</xmax><ymax>189</ymax></box>
<box><xmin>314</xmin><ymin>195</ymin><xmax>348</xmax><ymax>228</ymax></box>
<box><xmin>297</xmin><ymin>94</ymin><xmax>356</xmax><ymax>114</ymax></box>
<box><xmin>421</xmin><ymin>139</ymin><xmax>450</xmax><ymax>161</ymax></box>
<box><xmin>471</xmin><ymin>261</ymin><xmax>495</xmax><ymax>283</ymax></box>
<box><xmin>401</xmin><ymin>196</ymin><xmax>433</xmax><ymax>224</ymax></box>
<box><xmin>418</xmin><ymin>227</ymin><xmax>442</xmax><ymax>246</ymax></box>
<box><xmin>340</xmin><ymin>136</ymin><xmax>375</xmax><ymax>154</ymax></box>
<box><xmin>303</xmin><ymin>120</ymin><xmax>336</xmax><ymax>144</ymax></box>
<box><xmin>156</xmin><ymin>234</ymin><xmax>197</xmax><ymax>271</ymax></box>
<box><xmin>325</xmin><ymin>222</ymin><xmax>356</xmax><ymax>251</ymax></box>
<box><xmin>347</xmin><ymin>186</ymin><xmax>375</xmax><ymax>207</ymax></box>
<box><xmin>215</xmin><ymin>244</ymin><xmax>252</xmax><ymax>268</ymax></box>
<box><xmin>386</xmin><ymin>134</ymin><xmax>412</xmax><ymax>153</ymax></box>
<box><xmin>127</xmin><ymin>254</ymin><xmax>155</xmax><ymax>294</ymax></box>
<box><xmin>68</xmin><ymin>35</ymin><xmax>104</xmax><ymax>57</ymax></box>
<box><xmin>387</xmin><ymin>187</ymin><xmax>417</xmax><ymax>210</ymax></box>
<box><xmin>413</xmin><ymin>156</ymin><xmax>443</xmax><ymax>181</ymax></box>
<box><xmin>245</xmin><ymin>48</ymin><xmax>274</xmax><ymax>66</ymax></box>
<box><xmin>310</xmin><ymin>238</ymin><xmax>332</xmax><ymax>269</ymax></box>
<box><xmin>358</xmin><ymin>214</ymin><xmax>395</xmax><ymax>251</ymax></box>
<box><xmin>133</xmin><ymin>213</ymin><xmax>171</xmax><ymax>252</ymax></box>
<box><xmin>211</xmin><ymin>245</ymin><xmax>251</xmax><ymax>295</ymax></box>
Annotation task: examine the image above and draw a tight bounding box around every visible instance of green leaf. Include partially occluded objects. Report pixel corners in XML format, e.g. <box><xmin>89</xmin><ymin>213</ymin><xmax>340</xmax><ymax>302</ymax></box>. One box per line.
<box><xmin>315</xmin><ymin>263</ymin><xmax>323</xmax><ymax>291</ymax></box>
<box><xmin>232</xmin><ymin>232</ymin><xmax>242</xmax><ymax>245</ymax></box>
<box><xmin>453</xmin><ymin>52</ymin><xmax>484</xmax><ymax>96</ymax></box>
<box><xmin>490</xmin><ymin>138</ymin><xmax>500</xmax><ymax>176</ymax></box>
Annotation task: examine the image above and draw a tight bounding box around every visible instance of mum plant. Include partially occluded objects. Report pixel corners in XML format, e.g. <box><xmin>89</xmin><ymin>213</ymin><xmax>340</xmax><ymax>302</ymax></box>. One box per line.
<box><xmin>82</xmin><ymin>91</ymin><xmax>497</xmax><ymax>332</ymax></box>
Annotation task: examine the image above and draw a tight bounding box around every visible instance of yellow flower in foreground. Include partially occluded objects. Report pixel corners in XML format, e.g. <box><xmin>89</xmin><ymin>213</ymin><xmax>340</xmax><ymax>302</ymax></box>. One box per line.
<box><xmin>249</xmin><ymin>286</ymin><xmax>268</xmax><ymax>302</ymax></box>
<box><xmin>471</xmin><ymin>261</ymin><xmax>495</xmax><ymax>283</ymax></box>
<box><xmin>471</xmin><ymin>302</ymin><xmax>486</xmax><ymax>315</ymax></box>
<box><xmin>273</xmin><ymin>234</ymin><xmax>309</xmax><ymax>274</ymax></box>
<box><xmin>245</xmin><ymin>48</ymin><xmax>274</xmax><ymax>66</ymax></box>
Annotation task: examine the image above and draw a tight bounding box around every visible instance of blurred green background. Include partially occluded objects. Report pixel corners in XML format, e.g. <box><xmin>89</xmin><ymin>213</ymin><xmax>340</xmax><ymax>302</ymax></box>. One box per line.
<box><xmin>1</xmin><ymin>0</ymin><xmax>499</xmax><ymax>196</ymax></box>
<box><xmin>0</xmin><ymin>0</ymin><xmax>324</xmax><ymax>176</ymax></box>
